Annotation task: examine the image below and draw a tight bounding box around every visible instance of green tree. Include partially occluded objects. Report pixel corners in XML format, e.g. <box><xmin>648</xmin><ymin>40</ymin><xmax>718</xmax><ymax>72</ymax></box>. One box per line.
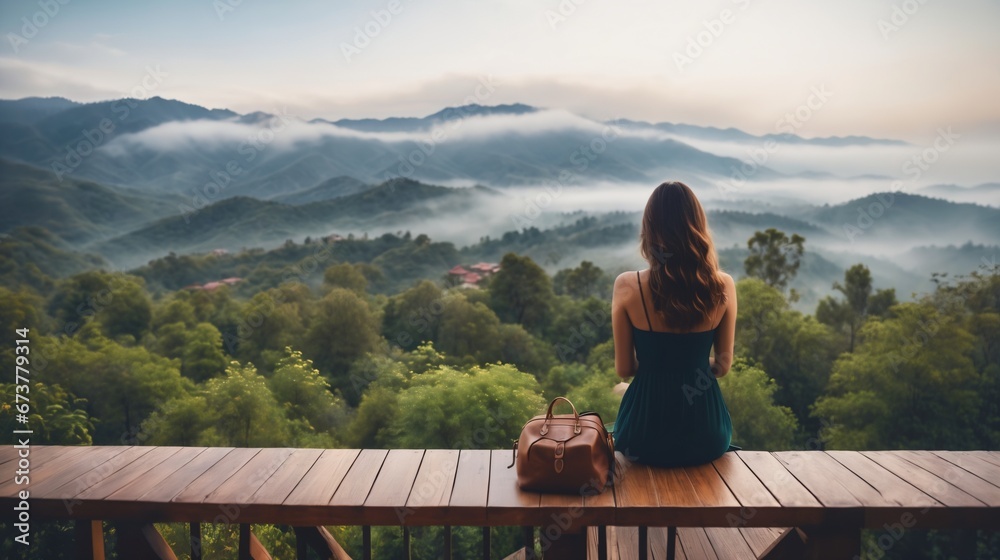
<box><xmin>323</xmin><ymin>263</ymin><xmax>369</xmax><ymax>294</ymax></box>
<box><xmin>270</xmin><ymin>347</ymin><xmax>348</xmax><ymax>434</ymax></box>
<box><xmin>813</xmin><ymin>302</ymin><xmax>979</xmax><ymax>450</ymax></box>
<box><xmin>381</xmin><ymin>280</ymin><xmax>443</xmax><ymax>352</ymax></box>
<box><xmin>48</xmin><ymin>271</ymin><xmax>153</xmax><ymax>340</ymax></box>
<box><xmin>717</xmin><ymin>359</ymin><xmax>799</xmax><ymax>450</ymax></box>
<box><xmin>816</xmin><ymin>264</ymin><xmax>897</xmax><ymax>351</ymax></box>
<box><xmin>565</xmin><ymin>368</ymin><xmax>622</xmax><ymax>423</ymax></box>
<box><xmin>434</xmin><ymin>294</ymin><xmax>502</xmax><ymax>363</ymax></box>
<box><xmin>303</xmin><ymin>288</ymin><xmax>381</xmax><ymax>378</ymax></box>
<box><xmin>554</xmin><ymin>261</ymin><xmax>609</xmax><ymax>299</ymax></box>
<box><xmin>37</xmin><ymin>326</ymin><xmax>192</xmax><ymax>443</ymax></box>
<box><xmin>489</xmin><ymin>252</ymin><xmax>553</xmax><ymax>333</ymax></box>
<box><xmin>735</xmin><ymin>278</ymin><xmax>843</xmax><ymax>429</ymax></box>
<box><xmin>743</xmin><ymin>228</ymin><xmax>805</xmax><ymax>293</ymax></box>
<box><xmin>0</xmin><ymin>382</ymin><xmax>93</xmax><ymax>444</ymax></box>
<box><xmin>390</xmin><ymin>363</ymin><xmax>546</xmax><ymax>449</ymax></box>
<box><xmin>141</xmin><ymin>395</ymin><xmax>214</xmax><ymax>446</ymax></box>
<box><xmin>203</xmin><ymin>360</ymin><xmax>290</xmax><ymax>447</ymax></box>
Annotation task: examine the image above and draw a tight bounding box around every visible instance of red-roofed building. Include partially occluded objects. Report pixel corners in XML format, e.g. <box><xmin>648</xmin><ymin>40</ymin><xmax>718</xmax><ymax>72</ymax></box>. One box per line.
<box><xmin>449</xmin><ymin>265</ymin><xmax>470</xmax><ymax>276</ymax></box>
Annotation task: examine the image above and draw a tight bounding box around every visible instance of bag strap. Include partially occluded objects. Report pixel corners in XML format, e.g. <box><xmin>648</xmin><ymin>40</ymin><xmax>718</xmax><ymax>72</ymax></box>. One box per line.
<box><xmin>542</xmin><ymin>397</ymin><xmax>581</xmax><ymax>435</ymax></box>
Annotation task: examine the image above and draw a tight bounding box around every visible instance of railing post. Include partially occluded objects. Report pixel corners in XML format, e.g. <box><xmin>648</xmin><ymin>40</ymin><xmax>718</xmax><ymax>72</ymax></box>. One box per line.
<box><xmin>238</xmin><ymin>524</ymin><xmax>251</xmax><ymax>560</ymax></box>
<box><xmin>75</xmin><ymin>520</ymin><xmax>105</xmax><ymax>560</ymax></box>
<box><xmin>638</xmin><ymin>526</ymin><xmax>648</xmax><ymax>560</ymax></box>
<box><xmin>443</xmin><ymin>525</ymin><xmax>452</xmax><ymax>560</ymax></box>
<box><xmin>667</xmin><ymin>527</ymin><xmax>676</xmax><ymax>560</ymax></box>
<box><xmin>363</xmin><ymin>526</ymin><xmax>372</xmax><ymax>560</ymax></box>
<box><xmin>482</xmin><ymin>526</ymin><xmax>491</xmax><ymax>559</ymax></box>
<box><xmin>597</xmin><ymin>526</ymin><xmax>607</xmax><ymax>560</ymax></box>
<box><xmin>522</xmin><ymin>526</ymin><xmax>534</xmax><ymax>559</ymax></box>
<box><xmin>403</xmin><ymin>526</ymin><xmax>411</xmax><ymax>560</ymax></box>
<box><xmin>190</xmin><ymin>522</ymin><xmax>201</xmax><ymax>560</ymax></box>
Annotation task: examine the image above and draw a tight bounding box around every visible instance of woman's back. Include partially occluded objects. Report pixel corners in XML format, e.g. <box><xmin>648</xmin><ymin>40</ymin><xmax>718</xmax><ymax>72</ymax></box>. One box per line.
<box><xmin>612</xmin><ymin>270</ymin><xmax>733</xmax><ymax>467</ymax></box>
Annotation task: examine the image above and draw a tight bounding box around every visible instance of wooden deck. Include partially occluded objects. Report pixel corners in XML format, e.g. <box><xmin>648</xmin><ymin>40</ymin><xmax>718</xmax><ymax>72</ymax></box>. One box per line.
<box><xmin>2</xmin><ymin>446</ymin><xmax>999</xmax><ymax>558</ymax></box>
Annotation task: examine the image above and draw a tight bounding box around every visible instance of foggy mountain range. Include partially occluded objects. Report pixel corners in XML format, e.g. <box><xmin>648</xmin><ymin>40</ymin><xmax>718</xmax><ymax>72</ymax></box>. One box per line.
<box><xmin>1</xmin><ymin>96</ymin><xmax>997</xmax><ymax>310</ymax></box>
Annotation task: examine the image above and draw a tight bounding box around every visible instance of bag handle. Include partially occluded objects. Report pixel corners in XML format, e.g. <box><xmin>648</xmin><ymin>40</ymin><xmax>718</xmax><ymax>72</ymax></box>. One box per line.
<box><xmin>542</xmin><ymin>396</ymin><xmax>581</xmax><ymax>435</ymax></box>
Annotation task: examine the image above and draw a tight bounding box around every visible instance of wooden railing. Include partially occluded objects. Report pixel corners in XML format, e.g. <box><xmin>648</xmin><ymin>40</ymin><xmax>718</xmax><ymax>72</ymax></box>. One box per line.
<box><xmin>2</xmin><ymin>446</ymin><xmax>999</xmax><ymax>559</ymax></box>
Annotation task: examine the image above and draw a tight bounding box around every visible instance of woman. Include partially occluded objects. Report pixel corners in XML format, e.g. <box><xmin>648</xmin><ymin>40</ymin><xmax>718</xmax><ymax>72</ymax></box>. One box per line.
<box><xmin>611</xmin><ymin>181</ymin><xmax>737</xmax><ymax>467</ymax></box>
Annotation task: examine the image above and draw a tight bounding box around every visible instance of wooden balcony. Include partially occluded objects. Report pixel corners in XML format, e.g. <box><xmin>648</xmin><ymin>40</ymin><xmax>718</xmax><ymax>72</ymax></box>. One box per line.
<box><xmin>2</xmin><ymin>445</ymin><xmax>998</xmax><ymax>559</ymax></box>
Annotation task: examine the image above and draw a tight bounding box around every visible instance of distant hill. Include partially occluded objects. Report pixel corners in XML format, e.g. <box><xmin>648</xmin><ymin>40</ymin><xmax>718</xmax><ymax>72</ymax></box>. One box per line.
<box><xmin>0</xmin><ymin>226</ymin><xmax>107</xmax><ymax>290</ymax></box>
<box><xmin>611</xmin><ymin>118</ymin><xmax>907</xmax><ymax>147</ymax></box>
<box><xmin>0</xmin><ymin>158</ymin><xmax>183</xmax><ymax>244</ymax></box>
<box><xmin>272</xmin><ymin>176</ymin><xmax>370</xmax><ymax>204</ymax></box>
<box><xmin>323</xmin><ymin>103</ymin><xmax>538</xmax><ymax>132</ymax></box>
<box><xmin>94</xmin><ymin>179</ymin><xmax>499</xmax><ymax>267</ymax></box>
<box><xmin>806</xmin><ymin>192</ymin><xmax>1000</xmax><ymax>246</ymax></box>
<box><xmin>920</xmin><ymin>183</ymin><xmax>1000</xmax><ymax>206</ymax></box>
<box><xmin>0</xmin><ymin>97</ymin><xmax>80</xmax><ymax>125</ymax></box>
<box><xmin>0</xmin><ymin>97</ymin><xmax>782</xmax><ymax>194</ymax></box>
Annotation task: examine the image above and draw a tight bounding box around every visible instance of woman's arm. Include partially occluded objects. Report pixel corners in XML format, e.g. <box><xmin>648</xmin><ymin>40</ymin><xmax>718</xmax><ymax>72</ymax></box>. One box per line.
<box><xmin>612</xmin><ymin>272</ymin><xmax>639</xmax><ymax>379</ymax></box>
<box><xmin>710</xmin><ymin>273</ymin><xmax>737</xmax><ymax>378</ymax></box>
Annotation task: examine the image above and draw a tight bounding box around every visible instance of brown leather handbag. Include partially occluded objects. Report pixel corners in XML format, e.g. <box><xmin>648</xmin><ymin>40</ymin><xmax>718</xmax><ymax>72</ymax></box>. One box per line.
<box><xmin>509</xmin><ymin>397</ymin><xmax>615</xmax><ymax>494</ymax></box>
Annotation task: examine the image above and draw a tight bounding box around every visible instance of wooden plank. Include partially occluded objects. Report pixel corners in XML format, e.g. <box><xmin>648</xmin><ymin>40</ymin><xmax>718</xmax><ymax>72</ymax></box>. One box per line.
<box><xmin>648</xmin><ymin>467</ymin><xmax>703</xmax><ymax>507</ymax></box>
<box><xmin>616</xmin><ymin>526</ymin><xmax>640</xmax><ymax>560</ymax></box>
<box><xmin>447</xmin><ymin>450</ymin><xmax>490</xmax><ymax>526</ymax></box>
<box><xmin>682</xmin><ymin>463</ymin><xmax>742</xmax><ymax>509</ymax></box>
<box><xmin>399</xmin><ymin>449</ymin><xmax>459</xmax><ymax>525</ymax></box>
<box><xmin>611</xmin><ymin>458</ymin><xmax>658</xmax><ymax>526</ymax></box>
<box><xmin>78</xmin><ymin>447</ymin><xmax>189</xmax><ymax>500</ymax></box>
<box><xmin>134</xmin><ymin>448</ymin><xmax>234</xmax><ymax>503</ymax></box>
<box><xmin>172</xmin><ymin>448</ymin><xmax>261</xmax><ymax>503</ymax></box>
<box><xmin>895</xmin><ymin>451</ymin><xmax>1000</xmax><ymax>507</ymax></box>
<box><xmin>771</xmin><ymin>451</ymin><xmax>871</xmax><ymax>507</ymax></box>
<box><xmin>284</xmin><ymin>449</ymin><xmax>360</xmax><ymax>506</ymax></box>
<box><xmin>711</xmin><ymin>453</ymin><xmax>780</xmax><ymax>509</ymax></box>
<box><xmin>738</xmin><ymin>527</ymin><xmax>784</xmax><ymax>558</ymax></box>
<box><xmin>735</xmin><ymin>452</ymin><xmax>821</xmax><ymax>508</ymax></box>
<box><xmin>677</xmin><ymin>527</ymin><xmax>718</xmax><ymax>559</ymax></box>
<box><xmin>934</xmin><ymin>451</ymin><xmax>1000</xmax><ymax>489</ymax></box>
<box><xmin>105</xmin><ymin>447</ymin><xmax>207</xmax><ymax>501</ymax></box>
<box><xmin>825</xmin><ymin>451</ymin><xmax>939</xmax><ymax>507</ymax></box>
<box><xmin>965</xmin><ymin>451</ymin><xmax>1000</xmax><ymax>468</ymax></box>
<box><xmin>363</xmin><ymin>449</ymin><xmax>424</xmax><ymax>524</ymax></box>
<box><xmin>330</xmin><ymin>449</ymin><xmax>388</xmax><ymax>506</ymax></box>
<box><xmin>704</xmin><ymin>527</ymin><xmax>754</xmax><ymax>559</ymax></box>
<box><xmin>249</xmin><ymin>448</ymin><xmax>323</xmax><ymax>505</ymax></box>
<box><xmin>487</xmin><ymin>449</ymin><xmax>540</xmax><ymax>525</ymax></box>
<box><xmin>0</xmin><ymin>445</ymin><xmax>19</xmax><ymax>464</ymax></box>
<box><xmin>34</xmin><ymin>446</ymin><xmax>155</xmax><ymax>499</ymax></box>
<box><xmin>649</xmin><ymin>526</ymin><xmax>686</xmax><ymax>560</ymax></box>
<box><xmin>0</xmin><ymin>445</ymin><xmax>93</xmax><ymax>495</ymax></box>
<box><xmin>407</xmin><ymin>450</ymin><xmax>458</xmax><ymax>508</ymax></box>
<box><xmin>204</xmin><ymin>448</ymin><xmax>295</xmax><ymax>505</ymax></box>
<box><xmin>862</xmin><ymin>451</ymin><xmax>984</xmax><ymax>507</ymax></box>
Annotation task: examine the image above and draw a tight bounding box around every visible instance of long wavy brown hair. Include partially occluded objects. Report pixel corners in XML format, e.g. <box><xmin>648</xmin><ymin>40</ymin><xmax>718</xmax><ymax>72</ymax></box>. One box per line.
<box><xmin>640</xmin><ymin>181</ymin><xmax>726</xmax><ymax>331</ymax></box>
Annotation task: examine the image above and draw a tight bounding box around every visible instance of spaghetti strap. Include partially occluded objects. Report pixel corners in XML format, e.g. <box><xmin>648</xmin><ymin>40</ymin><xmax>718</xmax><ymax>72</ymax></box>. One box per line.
<box><xmin>636</xmin><ymin>270</ymin><xmax>653</xmax><ymax>331</ymax></box>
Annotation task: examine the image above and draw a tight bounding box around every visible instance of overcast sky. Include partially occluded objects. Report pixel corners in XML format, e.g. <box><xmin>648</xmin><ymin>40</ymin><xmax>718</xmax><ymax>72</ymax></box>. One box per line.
<box><xmin>2</xmin><ymin>0</ymin><xmax>999</xmax><ymax>140</ymax></box>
